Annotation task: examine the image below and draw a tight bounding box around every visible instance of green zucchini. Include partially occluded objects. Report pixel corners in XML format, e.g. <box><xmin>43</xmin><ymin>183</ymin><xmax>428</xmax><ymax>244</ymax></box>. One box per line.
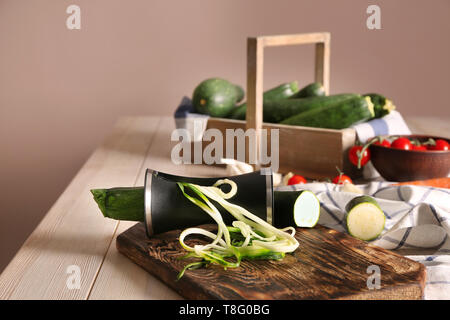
<box><xmin>289</xmin><ymin>82</ymin><xmax>325</xmax><ymax>99</ymax></box>
<box><xmin>193</xmin><ymin>78</ymin><xmax>244</xmax><ymax>118</ymax></box>
<box><xmin>91</xmin><ymin>187</ymin><xmax>144</xmax><ymax>222</ymax></box>
<box><xmin>280</xmin><ymin>96</ymin><xmax>375</xmax><ymax>129</ymax></box>
<box><xmin>228</xmin><ymin>104</ymin><xmax>247</xmax><ymax>120</ymax></box>
<box><xmin>364</xmin><ymin>93</ymin><xmax>396</xmax><ymax>118</ymax></box>
<box><xmin>235</xmin><ymin>85</ymin><xmax>245</xmax><ymax>103</ymax></box>
<box><xmin>229</xmin><ymin>81</ymin><xmax>299</xmax><ymax>120</ymax></box>
<box><xmin>345</xmin><ymin>195</ymin><xmax>385</xmax><ymax>241</ymax></box>
<box><xmin>263</xmin><ymin>94</ymin><xmax>359</xmax><ymax>123</ymax></box>
<box><xmin>91</xmin><ymin>187</ymin><xmax>320</xmax><ymax>229</ymax></box>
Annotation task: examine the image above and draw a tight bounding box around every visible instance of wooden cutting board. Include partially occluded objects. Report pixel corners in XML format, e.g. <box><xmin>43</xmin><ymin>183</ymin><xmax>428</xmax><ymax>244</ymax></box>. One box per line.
<box><xmin>116</xmin><ymin>223</ymin><xmax>426</xmax><ymax>300</ymax></box>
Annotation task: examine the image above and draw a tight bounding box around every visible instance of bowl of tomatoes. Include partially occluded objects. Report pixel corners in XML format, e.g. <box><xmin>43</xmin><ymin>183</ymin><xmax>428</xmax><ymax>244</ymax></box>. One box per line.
<box><xmin>367</xmin><ymin>135</ymin><xmax>450</xmax><ymax>181</ymax></box>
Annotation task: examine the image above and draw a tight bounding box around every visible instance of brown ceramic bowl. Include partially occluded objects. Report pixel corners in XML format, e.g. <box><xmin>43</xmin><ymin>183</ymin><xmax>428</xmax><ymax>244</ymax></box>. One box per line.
<box><xmin>369</xmin><ymin>135</ymin><xmax>450</xmax><ymax>182</ymax></box>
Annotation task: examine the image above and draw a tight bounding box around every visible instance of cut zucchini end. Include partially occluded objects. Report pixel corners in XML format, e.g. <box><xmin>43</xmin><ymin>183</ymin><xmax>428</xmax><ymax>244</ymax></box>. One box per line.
<box><xmin>317</xmin><ymin>84</ymin><xmax>326</xmax><ymax>95</ymax></box>
<box><xmin>293</xmin><ymin>191</ymin><xmax>321</xmax><ymax>228</ymax></box>
<box><xmin>90</xmin><ymin>189</ymin><xmax>108</xmax><ymax>218</ymax></box>
<box><xmin>364</xmin><ymin>96</ymin><xmax>376</xmax><ymax>118</ymax></box>
<box><xmin>383</xmin><ymin>99</ymin><xmax>396</xmax><ymax>113</ymax></box>
<box><xmin>290</xmin><ymin>81</ymin><xmax>300</xmax><ymax>93</ymax></box>
<box><xmin>346</xmin><ymin>203</ymin><xmax>385</xmax><ymax>241</ymax></box>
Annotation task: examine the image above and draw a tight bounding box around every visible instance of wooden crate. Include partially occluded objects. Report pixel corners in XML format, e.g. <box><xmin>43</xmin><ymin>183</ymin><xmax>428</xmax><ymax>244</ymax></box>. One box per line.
<box><xmin>205</xmin><ymin>117</ymin><xmax>357</xmax><ymax>180</ymax></box>
<box><xmin>186</xmin><ymin>32</ymin><xmax>359</xmax><ymax>180</ymax></box>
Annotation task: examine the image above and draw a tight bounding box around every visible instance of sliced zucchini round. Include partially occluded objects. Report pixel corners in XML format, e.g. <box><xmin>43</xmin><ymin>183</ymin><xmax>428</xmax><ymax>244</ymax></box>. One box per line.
<box><xmin>273</xmin><ymin>190</ymin><xmax>320</xmax><ymax>228</ymax></box>
<box><xmin>293</xmin><ymin>190</ymin><xmax>321</xmax><ymax>227</ymax></box>
<box><xmin>345</xmin><ymin>196</ymin><xmax>385</xmax><ymax>241</ymax></box>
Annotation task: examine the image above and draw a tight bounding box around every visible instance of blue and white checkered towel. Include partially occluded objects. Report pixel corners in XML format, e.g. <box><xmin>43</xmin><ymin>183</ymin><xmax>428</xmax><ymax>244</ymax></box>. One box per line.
<box><xmin>277</xmin><ymin>181</ymin><xmax>450</xmax><ymax>300</ymax></box>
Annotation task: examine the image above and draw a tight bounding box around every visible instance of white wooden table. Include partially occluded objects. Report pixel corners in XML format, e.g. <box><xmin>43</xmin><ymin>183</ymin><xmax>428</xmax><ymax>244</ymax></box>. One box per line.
<box><xmin>0</xmin><ymin>116</ymin><xmax>448</xmax><ymax>300</ymax></box>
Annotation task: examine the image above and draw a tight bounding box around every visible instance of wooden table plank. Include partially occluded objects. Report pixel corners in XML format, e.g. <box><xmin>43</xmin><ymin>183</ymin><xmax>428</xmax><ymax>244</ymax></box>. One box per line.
<box><xmin>88</xmin><ymin>117</ymin><xmax>228</xmax><ymax>300</ymax></box>
<box><xmin>0</xmin><ymin>117</ymin><xmax>161</xmax><ymax>299</ymax></box>
<box><xmin>90</xmin><ymin>116</ymin><xmax>449</xmax><ymax>300</ymax></box>
<box><xmin>406</xmin><ymin>116</ymin><xmax>450</xmax><ymax>137</ymax></box>
<box><xmin>1</xmin><ymin>115</ymin><xmax>448</xmax><ymax>299</ymax></box>
<box><xmin>88</xmin><ymin>221</ymin><xmax>182</xmax><ymax>300</ymax></box>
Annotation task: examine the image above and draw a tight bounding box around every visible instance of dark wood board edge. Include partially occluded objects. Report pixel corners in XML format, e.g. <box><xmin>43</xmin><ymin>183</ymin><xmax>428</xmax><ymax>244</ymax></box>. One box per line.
<box><xmin>116</xmin><ymin>223</ymin><xmax>426</xmax><ymax>300</ymax></box>
<box><xmin>311</xmin><ymin>227</ymin><xmax>427</xmax><ymax>300</ymax></box>
<box><xmin>116</xmin><ymin>226</ymin><xmax>218</xmax><ymax>299</ymax></box>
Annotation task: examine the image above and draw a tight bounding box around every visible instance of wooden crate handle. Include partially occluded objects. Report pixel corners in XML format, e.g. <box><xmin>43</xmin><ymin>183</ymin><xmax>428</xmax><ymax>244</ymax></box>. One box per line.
<box><xmin>245</xmin><ymin>32</ymin><xmax>331</xmax><ymax>168</ymax></box>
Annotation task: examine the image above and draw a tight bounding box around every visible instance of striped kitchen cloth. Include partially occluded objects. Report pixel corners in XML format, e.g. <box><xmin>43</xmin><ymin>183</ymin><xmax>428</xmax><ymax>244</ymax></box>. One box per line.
<box><xmin>351</xmin><ymin>110</ymin><xmax>412</xmax><ymax>143</ymax></box>
<box><xmin>174</xmin><ymin>97</ymin><xmax>209</xmax><ymax>142</ymax></box>
<box><xmin>277</xmin><ymin>181</ymin><xmax>450</xmax><ymax>300</ymax></box>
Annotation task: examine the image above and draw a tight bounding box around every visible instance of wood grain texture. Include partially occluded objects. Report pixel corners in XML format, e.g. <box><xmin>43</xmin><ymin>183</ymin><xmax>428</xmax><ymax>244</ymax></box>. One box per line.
<box><xmin>117</xmin><ymin>223</ymin><xmax>426</xmax><ymax>300</ymax></box>
<box><xmin>261</xmin><ymin>32</ymin><xmax>329</xmax><ymax>47</ymax></box>
<box><xmin>204</xmin><ymin>118</ymin><xmax>357</xmax><ymax>179</ymax></box>
<box><xmin>406</xmin><ymin>116</ymin><xmax>450</xmax><ymax>138</ymax></box>
<box><xmin>246</xmin><ymin>37</ymin><xmax>264</xmax><ymax>168</ymax></box>
<box><xmin>88</xmin><ymin>117</ymin><xmax>227</xmax><ymax>300</ymax></box>
<box><xmin>223</xmin><ymin>32</ymin><xmax>338</xmax><ymax>177</ymax></box>
<box><xmin>0</xmin><ymin>117</ymin><xmax>161</xmax><ymax>299</ymax></box>
<box><xmin>315</xmin><ymin>33</ymin><xmax>330</xmax><ymax>94</ymax></box>
<box><xmin>1</xmin><ymin>116</ymin><xmax>446</xmax><ymax>300</ymax></box>
<box><xmin>88</xmin><ymin>221</ymin><xmax>182</xmax><ymax>300</ymax></box>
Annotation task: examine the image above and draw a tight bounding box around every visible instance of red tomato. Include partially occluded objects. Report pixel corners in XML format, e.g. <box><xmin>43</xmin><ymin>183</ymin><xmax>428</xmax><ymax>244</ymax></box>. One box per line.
<box><xmin>412</xmin><ymin>144</ymin><xmax>427</xmax><ymax>151</ymax></box>
<box><xmin>288</xmin><ymin>175</ymin><xmax>307</xmax><ymax>185</ymax></box>
<box><xmin>391</xmin><ymin>137</ymin><xmax>412</xmax><ymax>150</ymax></box>
<box><xmin>348</xmin><ymin>146</ymin><xmax>370</xmax><ymax>167</ymax></box>
<box><xmin>374</xmin><ymin>139</ymin><xmax>391</xmax><ymax>148</ymax></box>
<box><xmin>332</xmin><ymin>174</ymin><xmax>353</xmax><ymax>185</ymax></box>
<box><xmin>427</xmin><ymin>139</ymin><xmax>450</xmax><ymax>151</ymax></box>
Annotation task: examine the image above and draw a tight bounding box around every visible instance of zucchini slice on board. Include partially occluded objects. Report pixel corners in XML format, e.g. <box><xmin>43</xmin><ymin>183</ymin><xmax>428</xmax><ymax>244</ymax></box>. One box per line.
<box><xmin>273</xmin><ymin>190</ymin><xmax>321</xmax><ymax>228</ymax></box>
<box><xmin>345</xmin><ymin>196</ymin><xmax>385</xmax><ymax>241</ymax></box>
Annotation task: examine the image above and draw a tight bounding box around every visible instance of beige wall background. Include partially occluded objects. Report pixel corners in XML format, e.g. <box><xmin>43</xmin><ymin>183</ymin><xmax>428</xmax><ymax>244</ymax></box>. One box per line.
<box><xmin>0</xmin><ymin>0</ymin><xmax>449</xmax><ymax>271</ymax></box>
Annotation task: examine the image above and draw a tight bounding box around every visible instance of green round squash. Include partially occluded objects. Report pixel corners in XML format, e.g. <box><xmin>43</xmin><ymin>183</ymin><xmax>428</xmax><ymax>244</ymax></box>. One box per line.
<box><xmin>192</xmin><ymin>78</ymin><xmax>243</xmax><ymax>118</ymax></box>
